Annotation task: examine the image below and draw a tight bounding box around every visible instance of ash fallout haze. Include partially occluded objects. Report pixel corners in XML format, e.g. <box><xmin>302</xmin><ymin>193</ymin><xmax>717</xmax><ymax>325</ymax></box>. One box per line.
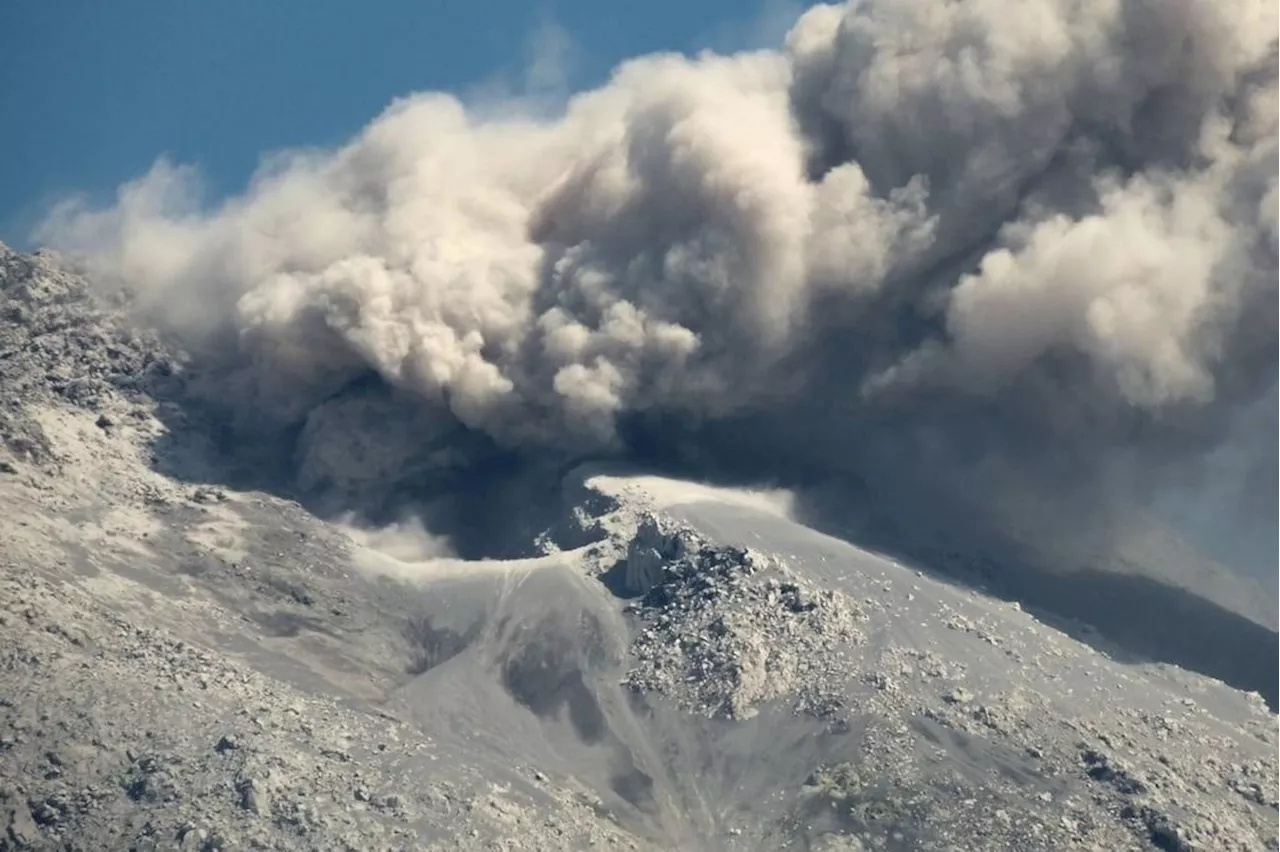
<box><xmin>0</xmin><ymin>0</ymin><xmax>1277</xmax><ymax>850</ymax></box>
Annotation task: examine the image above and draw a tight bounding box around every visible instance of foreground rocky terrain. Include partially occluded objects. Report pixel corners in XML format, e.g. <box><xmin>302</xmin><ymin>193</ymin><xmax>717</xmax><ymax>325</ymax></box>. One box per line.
<box><xmin>1</xmin><ymin>244</ymin><xmax>1277</xmax><ymax>850</ymax></box>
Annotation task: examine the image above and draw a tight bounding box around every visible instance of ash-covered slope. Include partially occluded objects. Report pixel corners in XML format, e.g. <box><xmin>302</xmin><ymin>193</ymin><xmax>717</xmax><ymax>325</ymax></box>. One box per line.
<box><xmin>1</xmin><ymin>246</ymin><xmax>1277</xmax><ymax>851</ymax></box>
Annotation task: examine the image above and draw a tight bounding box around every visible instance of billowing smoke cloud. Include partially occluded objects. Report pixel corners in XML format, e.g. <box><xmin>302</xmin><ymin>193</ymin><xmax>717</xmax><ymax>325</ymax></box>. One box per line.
<box><xmin>38</xmin><ymin>0</ymin><xmax>1278</xmax><ymax>580</ymax></box>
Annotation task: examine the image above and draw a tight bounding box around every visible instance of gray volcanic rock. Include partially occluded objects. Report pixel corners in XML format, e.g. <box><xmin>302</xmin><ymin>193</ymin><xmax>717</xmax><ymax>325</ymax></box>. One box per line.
<box><xmin>619</xmin><ymin>525</ymin><xmax>865</xmax><ymax>721</ymax></box>
<box><xmin>0</xmin><ymin>244</ymin><xmax>1276</xmax><ymax>850</ymax></box>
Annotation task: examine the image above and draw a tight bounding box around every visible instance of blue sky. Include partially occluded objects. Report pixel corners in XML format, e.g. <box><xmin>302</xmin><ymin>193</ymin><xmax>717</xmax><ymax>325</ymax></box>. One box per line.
<box><xmin>0</xmin><ymin>0</ymin><xmax>800</xmax><ymax>247</ymax></box>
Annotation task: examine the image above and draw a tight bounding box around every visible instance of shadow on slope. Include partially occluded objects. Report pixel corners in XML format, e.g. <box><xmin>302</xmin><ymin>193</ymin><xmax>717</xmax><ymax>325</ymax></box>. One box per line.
<box><xmin>141</xmin><ymin>370</ymin><xmax>587</xmax><ymax>561</ymax></box>
<box><xmin>789</xmin><ymin>482</ymin><xmax>1280</xmax><ymax>712</ymax></box>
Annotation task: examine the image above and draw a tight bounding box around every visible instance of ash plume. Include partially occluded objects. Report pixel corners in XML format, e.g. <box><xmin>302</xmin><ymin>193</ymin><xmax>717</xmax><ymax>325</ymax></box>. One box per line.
<box><xmin>36</xmin><ymin>0</ymin><xmax>1278</xmax><ymax>579</ymax></box>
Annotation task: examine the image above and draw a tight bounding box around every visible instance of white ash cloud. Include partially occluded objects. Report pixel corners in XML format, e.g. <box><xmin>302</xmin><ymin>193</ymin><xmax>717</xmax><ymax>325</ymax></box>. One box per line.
<box><xmin>37</xmin><ymin>0</ymin><xmax>1278</xmax><ymax>574</ymax></box>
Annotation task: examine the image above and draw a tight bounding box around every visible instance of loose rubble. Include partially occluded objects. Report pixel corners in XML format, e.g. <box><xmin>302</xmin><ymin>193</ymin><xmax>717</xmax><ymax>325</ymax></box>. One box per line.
<box><xmin>0</xmin><ymin>245</ymin><xmax>653</xmax><ymax>851</ymax></box>
<box><xmin>618</xmin><ymin>516</ymin><xmax>864</xmax><ymax>720</ymax></box>
<box><xmin>0</xmin><ymin>243</ymin><xmax>1277</xmax><ymax>851</ymax></box>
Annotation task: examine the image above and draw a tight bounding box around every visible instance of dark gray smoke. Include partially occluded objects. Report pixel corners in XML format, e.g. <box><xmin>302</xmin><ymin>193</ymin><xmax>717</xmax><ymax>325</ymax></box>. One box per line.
<box><xmin>37</xmin><ymin>0</ymin><xmax>1278</xmax><ymax>583</ymax></box>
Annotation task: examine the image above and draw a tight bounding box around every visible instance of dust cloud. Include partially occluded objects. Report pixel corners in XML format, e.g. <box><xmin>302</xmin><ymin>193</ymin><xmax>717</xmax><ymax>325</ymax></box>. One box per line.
<box><xmin>37</xmin><ymin>0</ymin><xmax>1278</xmax><ymax>582</ymax></box>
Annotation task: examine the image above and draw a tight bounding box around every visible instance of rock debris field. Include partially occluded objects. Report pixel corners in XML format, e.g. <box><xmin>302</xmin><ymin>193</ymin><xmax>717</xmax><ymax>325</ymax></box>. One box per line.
<box><xmin>1</xmin><ymin>244</ymin><xmax>1277</xmax><ymax>850</ymax></box>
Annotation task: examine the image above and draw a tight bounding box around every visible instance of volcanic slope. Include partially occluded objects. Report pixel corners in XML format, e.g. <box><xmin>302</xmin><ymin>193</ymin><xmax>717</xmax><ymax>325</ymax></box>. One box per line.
<box><xmin>0</xmin><ymin>244</ymin><xmax>1276</xmax><ymax>851</ymax></box>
